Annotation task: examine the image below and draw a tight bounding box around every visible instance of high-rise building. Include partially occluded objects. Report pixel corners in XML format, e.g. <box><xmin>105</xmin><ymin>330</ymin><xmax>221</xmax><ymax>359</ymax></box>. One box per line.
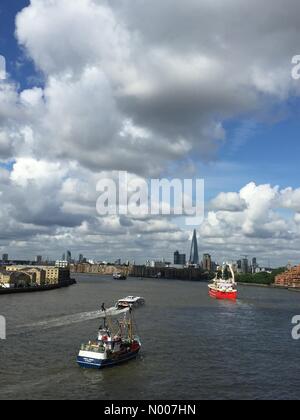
<box><xmin>251</xmin><ymin>257</ymin><xmax>258</xmax><ymax>273</ymax></box>
<box><xmin>241</xmin><ymin>258</ymin><xmax>249</xmax><ymax>274</ymax></box>
<box><xmin>202</xmin><ymin>254</ymin><xmax>212</xmax><ymax>271</ymax></box>
<box><xmin>174</xmin><ymin>251</ymin><xmax>186</xmax><ymax>265</ymax></box>
<box><xmin>78</xmin><ymin>254</ymin><xmax>84</xmax><ymax>263</ymax></box>
<box><xmin>189</xmin><ymin>229</ymin><xmax>199</xmax><ymax>265</ymax></box>
<box><xmin>2</xmin><ymin>254</ymin><xmax>8</xmax><ymax>262</ymax></box>
<box><xmin>66</xmin><ymin>251</ymin><xmax>72</xmax><ymax>263</ymax></box>
<box><xmin>36</xmin><ymin>256</ymin><xmax>43</xmax><ymax>265</ymax></box>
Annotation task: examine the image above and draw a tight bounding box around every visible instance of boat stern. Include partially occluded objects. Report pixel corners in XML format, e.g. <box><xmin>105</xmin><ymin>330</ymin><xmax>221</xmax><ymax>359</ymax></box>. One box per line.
<box><xmin>77</xmin><ymin>350</ymin><xmax>106</xmax><ymax>369</ymax></box>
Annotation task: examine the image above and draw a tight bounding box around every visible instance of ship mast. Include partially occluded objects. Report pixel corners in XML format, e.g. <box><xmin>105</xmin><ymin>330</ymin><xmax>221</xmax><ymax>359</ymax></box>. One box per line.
<box><xmin>128</xmin><ymin>306</ymin><xmax>133</xmax><ymax>341</ymax></box>
<box><xmin>228</xmin><ymin>263</ymin><xmax>236</xmax><ymax>285</ymax></box>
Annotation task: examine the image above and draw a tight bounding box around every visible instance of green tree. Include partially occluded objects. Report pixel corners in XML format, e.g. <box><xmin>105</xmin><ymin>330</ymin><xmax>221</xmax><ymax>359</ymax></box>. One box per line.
<box><xmin>236</xmin><ymin>267</ymin><xmax>287</xmax><ymax>285</ymax></box>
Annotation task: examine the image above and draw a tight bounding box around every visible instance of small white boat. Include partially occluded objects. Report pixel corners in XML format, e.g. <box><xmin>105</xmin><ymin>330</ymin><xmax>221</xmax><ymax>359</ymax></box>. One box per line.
<box><xmin>116</xmin><ymin>296</ymin><xmax>145</xmax><ymax>309</ymax></box>
<box><xmin>113</xmin><ymin>272</ymin><xmax>127</xmax><ymax>280</ymax></box>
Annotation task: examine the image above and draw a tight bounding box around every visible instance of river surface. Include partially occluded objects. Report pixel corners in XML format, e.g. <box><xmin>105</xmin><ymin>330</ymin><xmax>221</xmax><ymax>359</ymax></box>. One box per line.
<box><xmin>0</xmin><ymin>275</ymin><xmax>300</xmax><ymax>400</ymax></box>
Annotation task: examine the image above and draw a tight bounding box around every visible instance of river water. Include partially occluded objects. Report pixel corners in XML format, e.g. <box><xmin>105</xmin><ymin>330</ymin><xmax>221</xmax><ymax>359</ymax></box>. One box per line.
<box><xmin>0</xmin><ymin>275</ymin><xmax>300</xmax><ymax>400</ymax></box>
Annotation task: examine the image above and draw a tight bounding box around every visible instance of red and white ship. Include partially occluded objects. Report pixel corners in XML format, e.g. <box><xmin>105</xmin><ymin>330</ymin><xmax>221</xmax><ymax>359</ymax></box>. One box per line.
<box><xmin>208</xmin><ymin>263</ymin><xmax>237</xmax><ymax>300</ymax></box>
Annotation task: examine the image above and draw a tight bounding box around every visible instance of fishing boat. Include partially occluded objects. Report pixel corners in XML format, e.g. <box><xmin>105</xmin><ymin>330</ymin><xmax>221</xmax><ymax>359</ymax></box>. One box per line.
<box><xmin>116</xmin><ymin>296</ymin><xmax>145</xmax><ymax>309</ymax></box>
<box><xmin>208</xmin><ymin>262</ymin><xmax>237</xmax><ymax>300</ymax></box>
<box><xmin>77</xmin><ymin>307</ymin><xmax>141</xmax><ymax>369</ymax></box>
<box><xmin>113</xmin><ymin>272</ymin><xmax>127</xmax><ymax>280</ymax></box>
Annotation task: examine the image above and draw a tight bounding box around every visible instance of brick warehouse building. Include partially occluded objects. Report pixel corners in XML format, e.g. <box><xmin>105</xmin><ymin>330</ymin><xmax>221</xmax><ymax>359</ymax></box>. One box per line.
<box><xmin>275</xmin><ymin>265</ymin><xmax>300</xmax><ymax>288</ymax></box>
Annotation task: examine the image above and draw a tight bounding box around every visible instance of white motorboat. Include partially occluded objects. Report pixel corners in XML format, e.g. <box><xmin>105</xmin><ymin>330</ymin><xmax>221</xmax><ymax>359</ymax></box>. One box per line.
<box><xmin>116</xmin><ymin>296</ymin><xmax>145</xmax><ymax>309</ymax></box>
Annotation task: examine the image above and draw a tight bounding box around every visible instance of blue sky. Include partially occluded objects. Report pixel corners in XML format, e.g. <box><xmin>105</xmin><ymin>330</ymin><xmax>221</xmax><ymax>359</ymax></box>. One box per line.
<box><xmin>0</xmin><ymin>1</ymin><xmax>32</xmax><ymax>86</ymax></box>
<box><xmin>185</xmin><ymin>114</ymin><xmax>300</xmax><ymax>202</ymax></box>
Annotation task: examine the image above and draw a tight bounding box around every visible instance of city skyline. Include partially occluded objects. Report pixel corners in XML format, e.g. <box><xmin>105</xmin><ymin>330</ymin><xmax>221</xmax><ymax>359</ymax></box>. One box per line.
<box><xmin>1</xmin><ymin>1</ymin><xmax>300</xmax><ymax>266</ymax></box>
<box><xmin>0</xmin><ymin>229</ymin><xmax>291</xmax><ymax>269</ymax></box>
<box><xmin>0</xmin><ymin>242</ymin><xmax>277</xmax><ymax>272</ymax></box>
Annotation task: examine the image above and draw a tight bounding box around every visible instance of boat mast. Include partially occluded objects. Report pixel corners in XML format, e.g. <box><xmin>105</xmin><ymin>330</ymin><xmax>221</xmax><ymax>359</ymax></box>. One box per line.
<box><xmin>228</xmin><ymin>263</ymin><xmax>236</xmax><ymax>285</ymax></box>
<box><xmin>128</xmin><ymin>306</ymin><xmax>133</xmax><ymax>341</ymax></box>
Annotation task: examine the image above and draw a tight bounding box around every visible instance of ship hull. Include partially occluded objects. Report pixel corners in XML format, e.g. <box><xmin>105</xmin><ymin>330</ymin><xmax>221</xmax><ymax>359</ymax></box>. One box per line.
<box><xmin>77</xmin><ymin>348</ymin><xmax>140</xmax><ymax>369</ymax></box>
<box><xmin>208</xmin><ymin>286</ymin><xmax>237</xmax><ymax>300</ymax></box>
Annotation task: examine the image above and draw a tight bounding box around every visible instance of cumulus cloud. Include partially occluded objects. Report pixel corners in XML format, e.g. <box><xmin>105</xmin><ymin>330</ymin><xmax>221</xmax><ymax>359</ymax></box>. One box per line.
<box><xmin>205</xmin><ymin>183</ymin><xmax>287</xmax><ymax>238</ymax></box>
<box><xmin>211</xmin><ymin>192</ymin><xmax>247</xmax><ymax>212</ymax></box>
<box><xmin>2</xmin><ymin>158</ymin><xmax>300</xmax><ymax>265</ymax></box>
<box><xmin>4</xmin><ymin>0</ymin><xmax>298</xmax><ymax>174</ymax></box>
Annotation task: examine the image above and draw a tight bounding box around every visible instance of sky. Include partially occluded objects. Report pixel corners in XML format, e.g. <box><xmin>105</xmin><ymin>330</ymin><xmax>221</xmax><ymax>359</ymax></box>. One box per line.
<box><xmin>1</xmin><ymin>0</ymin><xmax>300</xmax><ymax>266</ymax></box>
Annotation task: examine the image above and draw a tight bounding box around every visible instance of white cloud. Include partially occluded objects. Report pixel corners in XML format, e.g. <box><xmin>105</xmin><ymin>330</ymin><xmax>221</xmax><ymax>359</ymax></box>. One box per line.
<box><xmin>201</xmin><ymin>182</ymin><xmax>296</xmax><ymax>245</ymax></box>
<box><xmin>20</xmin><ymin>87</ymin><xmax>44</xmax><ymax>107</ymax></box>
<box><xmin>10</xmin><ymin>158</ymin><xmax>67</xmax><ymax>188</ymax></box>
<box><xmin>211</xmin><ymin>192</ymin><xmax>247</xmax><ymax>212</ymax></box>
<box><xmin>279</xmin><ymin>187</ymin><xmax>300</xmax><ymax>212</ymax></box>
<box><xmin>7</xmin><ymin>0</ymin><xmax>299</xmax><ymax>175</ymax></box>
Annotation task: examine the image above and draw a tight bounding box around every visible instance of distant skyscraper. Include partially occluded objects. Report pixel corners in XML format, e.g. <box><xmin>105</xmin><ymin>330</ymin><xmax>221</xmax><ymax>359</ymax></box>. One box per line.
<box><xmin>2</xmin><ymin>254</ymin><xmax>8</xmax><ymax>262</ymax></box>
<box><xmin>78</xmin><ymin>254</ymin><xmax>84</xmax><ymax>263</ymax></box>
<box><xmin>251</xmin><ymin>257</ymin><xmax>258</xmax><ymax>273</ymax></box>
<box><xmin>62</xmin><ymin>253</ymin><xmax>66</xmax><ymax>261</ymax></box>
<box><xmin>36</xmin><ymin>255</ymin><xmax>43</xmax><ymax>264</ymax></box>
<box><xmin>202</xmin><ymin>254</ymin><xmax>212</xmax><ymax>271</ymax></box>
<box><xmin>189</xmin><ymin>229</ymin><xmax>199</xmax><ymax>265</ymax></box>
<box><xmin>66</xmin><ymin>250</ymin><xmax>72</xmax><ymax>263</ymax></box>
<box><xmin>241</xmin><ymin>258</ymin><xmax>249</xmax><ymax>274</ymax></box>
<box><xmin>174</xmin><ymin>251</ymin><xmax>186</xmax><ymax>265</ymax></box>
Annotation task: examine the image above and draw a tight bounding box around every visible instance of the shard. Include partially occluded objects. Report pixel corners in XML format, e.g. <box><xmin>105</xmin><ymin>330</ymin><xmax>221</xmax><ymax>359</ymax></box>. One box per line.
<box><xmin>189</xmin><ymin>229</ymin><xmax>199</xmax><ymax>265</ymax></box>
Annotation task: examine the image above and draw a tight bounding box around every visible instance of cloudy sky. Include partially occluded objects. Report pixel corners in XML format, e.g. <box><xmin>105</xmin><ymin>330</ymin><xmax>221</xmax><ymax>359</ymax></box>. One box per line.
<box><xmin>1</xmin><ymin>0</ymin><xmax>300</xmax><ymax>266</ymax></box>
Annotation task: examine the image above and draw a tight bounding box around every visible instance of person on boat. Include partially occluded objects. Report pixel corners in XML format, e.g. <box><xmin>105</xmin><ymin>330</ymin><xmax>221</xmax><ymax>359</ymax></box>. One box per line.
<box><xmin>101</xmin><ymin>303</ymin><xmax>106</xmax><ymax>312</ymax></box>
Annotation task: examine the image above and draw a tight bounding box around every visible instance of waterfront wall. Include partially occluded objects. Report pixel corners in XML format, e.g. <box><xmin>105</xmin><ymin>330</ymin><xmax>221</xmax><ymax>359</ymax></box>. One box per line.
<box><xmin>71</xmin><ymin>264</ymin><xmax>209</xmax><ymax>281</ymax></box>
<box><xmin>71</xmin><ymin>264</ymin><xmax>131</xmax><ymax>276</ymax></box>
<box><xmin>131</xmin><ymin>265</ymin><xmax>209</xmax><ymax>281</ymax></box>
<box><xmin>0</xmin><ymin>278</ymin><xmax>76</xmax><ymax>295</ymax></box>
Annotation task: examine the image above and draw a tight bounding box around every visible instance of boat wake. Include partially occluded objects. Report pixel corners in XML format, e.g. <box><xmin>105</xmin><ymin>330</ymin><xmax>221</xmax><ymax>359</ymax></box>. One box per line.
<box><xmin>13</xmin><ymin>305</ymin><xmax>137</xmax><ymax>335</ymax></box>
<box><xmin>18</xmin><ymin>310</ymin><xmax>103</xmax><ymax>331</ymax></box>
